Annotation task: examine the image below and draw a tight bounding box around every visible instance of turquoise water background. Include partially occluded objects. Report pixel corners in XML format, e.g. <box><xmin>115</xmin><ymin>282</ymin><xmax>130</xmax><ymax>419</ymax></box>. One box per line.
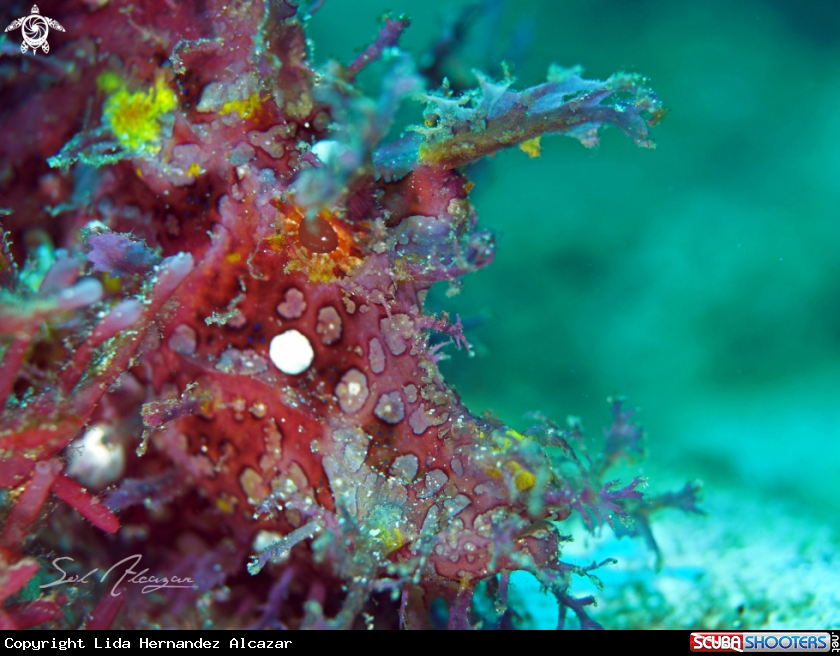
<box><xmin>310</xmin><ymin>1</ymin><xmax>840</xmax><ymax>627</ymax></box>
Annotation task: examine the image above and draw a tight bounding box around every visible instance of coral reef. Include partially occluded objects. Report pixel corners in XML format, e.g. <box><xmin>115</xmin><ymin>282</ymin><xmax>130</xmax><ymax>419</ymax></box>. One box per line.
<box><xmin>0</xmin><ymin>0</ymin><xmax>693</xmax><ymax>629</ymax></box>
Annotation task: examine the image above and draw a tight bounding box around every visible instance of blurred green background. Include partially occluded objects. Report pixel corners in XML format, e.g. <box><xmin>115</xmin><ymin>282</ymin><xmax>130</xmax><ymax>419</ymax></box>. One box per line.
<box><xmin>310</xmin><ymin>0</ymin><xmax>840</xmax><ymax>525</ymax></box>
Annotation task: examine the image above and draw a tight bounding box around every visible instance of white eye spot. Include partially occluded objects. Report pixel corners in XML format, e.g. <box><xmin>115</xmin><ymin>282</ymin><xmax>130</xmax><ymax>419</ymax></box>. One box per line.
<box><xmin>65</xmin><ymin>424</ymin><xmax>125</xmax><ymax>489</ymax></box>
<box><xmin>269</xmin><ymin>329</ymin><xmax>314</xmax><ymax>375</ymax></box>
<box><xmin>311</xmin><ymin>139</ymin><xmax>349</xmax><ymax>165</ymax></box>
<box><xmin>252</xmin><ymin>530</ymin><xmax>284</xmax><ymax>554</ymax></box>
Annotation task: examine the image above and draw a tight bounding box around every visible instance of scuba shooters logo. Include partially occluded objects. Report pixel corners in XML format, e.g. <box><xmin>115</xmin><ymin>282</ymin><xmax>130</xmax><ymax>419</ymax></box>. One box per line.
<box><xmin>5</xmin><ymin>5</ymin><xmax>64</xmax><ymax>54</ymax></box>
<box><xmin>690</xmin><ymin>632</ymin><xmax>835</xmax><ymax>652</ymax></box>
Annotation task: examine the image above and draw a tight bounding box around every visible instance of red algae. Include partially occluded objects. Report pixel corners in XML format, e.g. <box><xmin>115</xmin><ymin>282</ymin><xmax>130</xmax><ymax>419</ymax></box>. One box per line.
<box><xmin>0</xmin><ymin>0</ymin><xmax>698</xmax><ymax>629</ymax></box>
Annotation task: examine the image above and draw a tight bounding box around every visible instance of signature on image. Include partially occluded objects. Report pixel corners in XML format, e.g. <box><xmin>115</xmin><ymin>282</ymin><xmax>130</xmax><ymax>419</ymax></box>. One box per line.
<box><xmin>40</xmin><ymin>554</ymin><xmax>196</xmax><ymax>596</ymax></box>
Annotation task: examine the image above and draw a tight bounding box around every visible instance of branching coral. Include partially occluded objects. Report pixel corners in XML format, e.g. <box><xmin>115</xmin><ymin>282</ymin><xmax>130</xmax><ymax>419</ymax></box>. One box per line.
<box><xmin>0</xmin><ymin>0</ymin><xmax>696</xmax><ymax>629</ymax></box>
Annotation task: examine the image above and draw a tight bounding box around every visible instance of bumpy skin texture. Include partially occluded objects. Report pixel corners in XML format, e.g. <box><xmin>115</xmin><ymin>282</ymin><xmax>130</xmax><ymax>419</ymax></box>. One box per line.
<box><xmin>0</xmin><ymin>0</ymin><xmax>685</xmax><ymax>629</ymax></box>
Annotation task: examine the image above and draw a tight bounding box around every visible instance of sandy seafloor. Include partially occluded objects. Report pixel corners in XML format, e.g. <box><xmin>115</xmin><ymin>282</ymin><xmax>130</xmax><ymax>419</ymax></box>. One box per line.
<box><xmin>509</xmin><ymin>482</ymin><xmax>840</xmax><ymax>629</ymax></box>
<box><xmin>310</xmin><ymin>0</ymin><xmax>840</xmax><ymax>629</ymax></box>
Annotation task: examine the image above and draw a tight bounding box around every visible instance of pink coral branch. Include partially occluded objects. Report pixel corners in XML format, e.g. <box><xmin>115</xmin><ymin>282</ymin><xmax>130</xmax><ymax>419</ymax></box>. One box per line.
<box><xmin>0</xmin><ymin>421</ymin><xmax>81</xmax><ymax>452</ymax></box>
<box><xmin>61</xmin><ymin>298</ymin><xmax>144</xmax><ymax>392</ymax></box>
<box><xmin>0</xmin><ymin>336</ymin><xmax>30</xmax><ymax>409</ymax></box>
<box><xmin>0</xmin><ymin>459</ymin><xmax>61</xmax><ymax>549</ymax></box>
<box><xmin>0</xmin><ymin>454</ymin><xmax>35</xmax><ymax>488</ymax></box>
<box><xmin>346</xmin><ymin>17</ymin><xmax>411</xmax><ymax>81</ymax></box>
<box><xmin>0</xmin><ymin>557</ymin><xmax>40</xmax><ymax>603</ymax></box>
<box><xmin>52</xmin><ymin>474</ymin><xmax>120</xmax><ymax>534</ymax></box>
<box><xmin>4</xmin><ymin>599</ymin><xmax>64</xmax><ymax>629</ymax></box>
<box><xmin>448</xmin><ymin>583</ymin><xmax>476</xmax><ymax>630</ymax></box>
<box><xmin>85</xmin><ymin>589</ymin><xmax>125</xmax><ymax>630</ymax></box>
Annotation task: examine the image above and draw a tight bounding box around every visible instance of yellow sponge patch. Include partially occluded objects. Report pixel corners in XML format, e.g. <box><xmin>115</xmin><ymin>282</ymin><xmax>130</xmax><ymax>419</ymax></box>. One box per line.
<box><xmin>220</xmin><ymin>93</ymin><xmax>262</xmax><ymax>120</ymax></box>
<box><xmin>518</xmin><ymin>136</ymin><xmax>541</xmax><ymax>158</ymax></box>
<box><xmin>507</xmin><ymin>461</ymin><xmax>536</xmax><ymax>491</ymax></box>
<box><xmin>100</xmin><ymin>73</ymin><xmax>178</xmax><ymax>153</ymax></box>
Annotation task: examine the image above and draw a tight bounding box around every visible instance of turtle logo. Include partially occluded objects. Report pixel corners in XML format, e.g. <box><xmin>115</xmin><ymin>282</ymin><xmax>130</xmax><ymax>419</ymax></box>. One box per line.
<box><xmin>5</xmin><ymin>5</ymin><xmax>65</xmax><ymax>54</ymax></box>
